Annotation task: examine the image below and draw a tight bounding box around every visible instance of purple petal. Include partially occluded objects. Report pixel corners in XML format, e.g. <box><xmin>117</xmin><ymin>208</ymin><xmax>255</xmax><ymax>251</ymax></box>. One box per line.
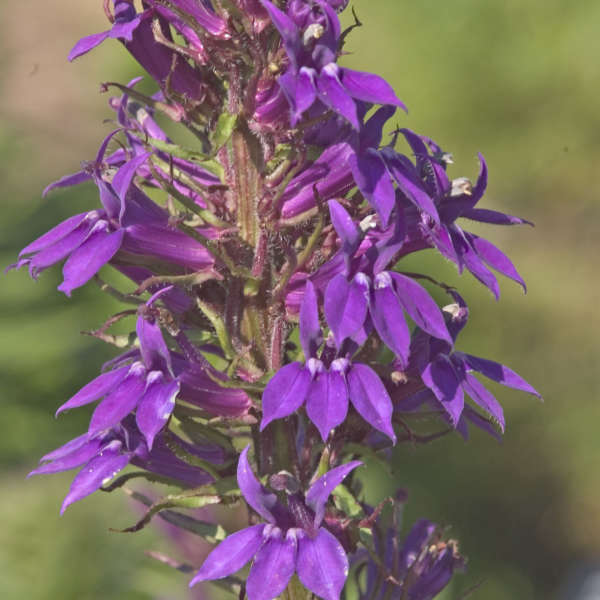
<box><xmin>371</xmin><ymin>272</ymin><xmax>411</xmax><ymax>364</ymax></box>
<box><xmin>469</xmin><ymin>234</ymin><xmax>526</xmax><ymax>292</ymax></box>
<box><xmin>456</xmin><ymin>352</ymin><xmax>541</xmax><ymax>397</ymax></box>
<box><xmin>399</xmin><ymin>519</ymin><xmax>436</xmax><ymax>571</ymax></box>
<box><xmin>350</xmin><ymin>150</ymin><xmax>395</xmax><ymax>226</ymax></box>
<box><xmin>297</xmin><ymin>528</ymin><xmax>349</xmax><ymax>600</ymax></box>
<box><xmin>88</xmin><ymin>363</ymin><xmax>146</xmax><ymax>437</ymax></box>
<box><xmin>429</xmin><ymin>224</ymin><xmax>458</xmax><ymax>264</ymax></box>
<box><xmin>324</xmin><ymin>273</ymin><xmax>369</xmax><ymax>347</ymax></box>
<box><xmin>246</xmin><ymin>531</ymin><xmax>296</xmax><ymax>600</ymax></box>
<box><xmin>60</xmin><ymin>441</ymin><xmax>130</xmax><ymax>514</ymax></box>
<box><xmin>451</xmin><ymin>229</ymin><xmax>500</xmax><ymax>298</ymax></box>
<box><xmin>29</xmin><ymin>438</ymin><xmax>103</xmax><ymax>477</ymax></box>
<box><xmin>68</xmin><ymin>31</ymin><xmax>110</xmax><ymax>61</ymax></box>
<box><xmin>306</xmin><ymin>369</ymin><xmax>349</xmax><ymax>441</ymax></box>
<box><xmin>58</xmin><ymin>227</ymin><xmax>124</xmax><ymax>296</ymax></box>
<box><xmin>56</xmin><ymin>365</ymin><xmax>130</xmax><ymax>416</ymax></box>
<box><xmin>39</xmin><ymin>432</ymin><xmax>93</xmax><ymax>463</ymax></box>
<box><xmin>136</xmin><ymin>374</ymin><xmax>180</xmax><ymax>449</ymax></box>
<box><xmin>157</xmin><ymin>0</ymin><xmax>229</xmax><ymax>38</ymax></box>
<box><xmin>295</xmin><ymin>68</ymin><xmax>318</xmax><ymax>117</ymax></box>
<box><xmin>42</xmin><ymin>171</ymin><xmax>93</xmax><ymax>197</ymax></box>
<box><xmin>461</xmin><ymin>373</ymin><xmax>505</xmax><ymax>431</ymax></box>
<box><xmin>461</xmin><ymin>207</ymin><xmax>533</xmax><ymax>226</ymax></box>
<box><xmin>328</xmin><ymin>199</ymin><xmax>361</xmax><ymax>257</ymax></box>
<box><xmin>340</xmin><ymin>68</ymin><xmax>407</xmax><ymax>111</ymax></box>
<box><xmin>460</xmin><ymin>405</ymin><xmax>503</xmax><ymax>442</ymax></box>
<box><xmin>299</xmin><ymin>281</ymin><xmax>322</xmax><ymax>360</ymax></box>
<box><xmin>136</xmin><ymin>314</ymin><xmax>172</xmax><ymax>373</ymax></box>
<box><xmin>317</xmin><ymin>64</ymin><xmax>359</xmax><ymax>129</ymax></box>
<box><xmin>26</xmin><ymin>221</ymin><xmax>94</xmax><ymax>278</ymax></box>
<box><xmin>112</xmin><ymin>152</ymin><xmax>152</xmax><ymax>220</ymax></box>
<box><xmin>361</xmin><ymin>105</ymin><xmax>396</xmax><ymax>150</ymax></box>
<box><xmin>390</xmin><ymin>272</ymin><xmax>452</xmax><ymax>343</ymax></box>
<box><xmin>407</xmin><ymin>547</ymin><xmax>463</xmax><ymax>600</ymax></box>
<box><xmin>306</xmin><ymin>461</ymin><xmax>362</xmax><ymax>527</ymax></box>
<box><xmin>261</xmin><ymin>363</ymin><xmax>311</xmax><ymax>430</ymax></box>
<box><xmin>189</xmin><ymin>524</ymin><xmax>266</xmax><ymax>585</ymax></box>
<box><xmin>109</xmin><ymin>15</ymin><xmax>143</xmax><ymax>42</ymax></box>
<box><xmin>347</xmin><ymin>363</ymin><xmax>395</xmax><ymax>441</ymax></box>
<box><xmin>465</xmin><ymin>152</ymin><xmax>488</xmax><ymax>210</ymax></box>
<box><xmin>178</xmin><ymin>368</ymin><xmax>252</xmax><ymax>417</ymax></box>
<box><xmin>122</xmin><ymin>224</ymin><xmax>213</xmax><ymax>271</ymax></box>
<box><xmin>237</xmin><ymin>446</ymin><xmax>278</xmax><ymax>523</ymax></box>
<box><xmin>420</xmin><ymin>355</ymin><xmax>464</xmax><ymax>426</ymax></box>
<box><xmin>279</xmin><ymin>68</ymin><xmax>318</xmax><ymax>124</ymax></box>
<box><xmin>18</xmin><ymin>213</ymin><xmax>90</xmax><ymax>257</ymax></box>
<box><xmin>260</xmin><ymin>0</ymin><xmax>298</xmax><ymax>41</ymax></box>
<box><xmin>381</xmin><ymin>149</ymin><xmax>440</xmax><ymax>223</ymax></box>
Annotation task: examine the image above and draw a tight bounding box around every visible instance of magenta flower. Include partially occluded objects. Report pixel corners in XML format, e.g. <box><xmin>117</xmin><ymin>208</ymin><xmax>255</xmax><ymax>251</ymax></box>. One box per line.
<box><xmin>190</xmin><ymin>446</ymin><xmax>361</xmax><ymax>600</ymax></box>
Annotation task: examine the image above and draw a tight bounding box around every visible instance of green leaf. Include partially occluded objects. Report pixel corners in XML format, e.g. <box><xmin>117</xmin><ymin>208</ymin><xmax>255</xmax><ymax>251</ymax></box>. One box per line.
<box><xmin>127</xmin><ymin>490</ymin><xmax>227</xmax><ymax>542</ymax></box>
<box><xmin>100</xmin><ymin>470</ymin><xmax>187</xmax><ymax>492</ymax></box>
<box><xmin>343</xmin><ymin>443</ymin><xmax>393</xmax><ymax>475</ymax></box>
<box><xmin>333</xmin><ymin>483</ymin><xmax>364</xmax><ymax>519</ymax></box>
<box><xmin>358</xmin><ymin>526</ymin><xmax>374</xmax><ymax>549</ymax></box>
<box><xmin>175</xmin><ymin>416</ymin><xmax>235</xmax><ymax>452</ymax></box>
<box><xmin>115</xmin><ymin>482</ymin><xmax>241</xmax><ymax>533</ymax></box>
<box><xmin>148</xmin><ymin>137</ymin><xmax>225</xmax><ymax>181</ymax></box>
<box><xmin>211</xmin><ymin>112</ymin><xmax>238</xmax><ymax>151</ymax></box>
<box><xmin>266</xmin><ymin>143</ymin><xmax>293</xmax><ymax>171</ymax></box>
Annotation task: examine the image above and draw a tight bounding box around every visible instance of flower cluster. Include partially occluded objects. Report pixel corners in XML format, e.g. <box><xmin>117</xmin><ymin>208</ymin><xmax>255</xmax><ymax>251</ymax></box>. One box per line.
<box><xmin>12</xmin><ymin>1</ymin><xmax>539</xmax><ymax>598</ymax></box>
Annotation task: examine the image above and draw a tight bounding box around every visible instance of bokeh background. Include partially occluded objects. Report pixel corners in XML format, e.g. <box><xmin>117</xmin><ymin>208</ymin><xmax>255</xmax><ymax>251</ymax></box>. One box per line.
<box><xmin>1</xmin><ymin>1</ymin><xmax>598</xmax><ymax>598</ymax></box>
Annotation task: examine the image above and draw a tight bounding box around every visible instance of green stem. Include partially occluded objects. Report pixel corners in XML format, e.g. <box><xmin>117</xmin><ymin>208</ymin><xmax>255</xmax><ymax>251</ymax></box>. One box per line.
<box><xmin>196</xmin><ymin>298</ymin><xmax>236</xmax><ymax>360</ymax></box>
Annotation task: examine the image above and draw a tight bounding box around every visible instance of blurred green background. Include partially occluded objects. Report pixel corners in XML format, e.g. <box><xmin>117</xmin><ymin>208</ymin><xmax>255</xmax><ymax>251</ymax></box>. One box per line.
<box><xmin>1</xmin><ymin>1</ymin><xmax>598</xmax><ymax>598</ymax></box>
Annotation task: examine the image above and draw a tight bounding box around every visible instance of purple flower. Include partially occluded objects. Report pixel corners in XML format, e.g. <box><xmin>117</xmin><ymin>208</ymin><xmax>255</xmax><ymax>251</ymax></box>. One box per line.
<box><xmin>10</xmin><ymin>125</ymin><xmax>217</xmax><ymax>294</ymax></box>
<box><xmin>261</xmin><ymin>280</ymin><xmax>396</xmax><ymax>442</ymax></box>
<box><xmin>69</xmin><ymin>1</ymin><xmax>205</xmax><ymax>101</ymax></box>
<box><xmin>260</xmin><ymin>0</ymin><xmax>405</xmax><ymax>128</ymax></box>
<box><xmin>389</xmin><ymin>130</ymin><xmax>531</xmax><ymax>298</ymax></box>
<box><xmin>9</xmin><ymin>210</ymin><xmax>125</xmax><ymax>297</ymax></box>
<box><xmin>68</xmin><ymin>0</ymin><xmax>142</xmax><ymax>61</ymax></box>
<box><xmin>190</xmin><ymin>446</ymin><xmax>361</xmax><ymax>600</ymax></box>
<box><xmin>393</xmin><ymin>292</ymin><xmax>541</xmax><ymax>433</ymax></box>
<box><xmin>29</xmin><ymin>416</ymin><xmax>220</xmax><ymax>514</ymax></box>
<box><xmin>358</xmin><ymin>518</ymin><xmax>465</xmax><ymax>600</ymax></box>
<box><xmin>323</xmin><ymin>200</ymin><xmax>452</xmax><ymax>366</ymax></box>
<box><xmin>56</xmin><ymin>291</ymin><xmax>180</xmax><ymax>448</ymax></box>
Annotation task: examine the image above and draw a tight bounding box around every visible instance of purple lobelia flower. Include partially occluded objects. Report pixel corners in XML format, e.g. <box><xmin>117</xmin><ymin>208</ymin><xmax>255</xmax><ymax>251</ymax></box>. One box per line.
<box><xmin>56</xmin><ymin>289</ymin><xmax>180</xmax><ymax>448</ymax></box>
<box><xmin>323</xmin><ymin>200</ymin><xmax>452</xmax><ymax>367</ymax></box>
<box><xmin>357</xmin><ymin>516</ymin><xmax>465</xmax><ymax>600</ymax></box>
<box><xmin>261</xmin><ymin>280</ymin><xmax>396</xmax><ymax>441</ymax></box>
<box><xmin>69</xmin><ymin>0</ymin><xmax>205</xmax><ymax>101</ymax></box>
<box><xmin>393</xmin><ymin>292</ymin><xmax>541</xmax><ymax>433</ymax></box>
<box><xmin>260</xmin><ymin>0</ymin><xmax>405</xmax><ymax>129</ymax></box>
<box><xmin>29</xmin><ymin>415</ymin><xmax>221</xmax><ymax>514</ymax></box>
<box><xmin>8</xmin><ymin>209</ymin><xmax>124</xmax><ymax>296</ymax></box>
<box><xmin>190</xmin><ymin>446</ymin><xmax>361</xmax><ymax>600</ymax></box>
<box><xmin>11</xmin><ymin>124</ymin><xmax>217</xmax><ymax>295</ymax></box>
<box><xmin>13</xmin><ymin>0</ymin><xmax>541</xmax><ymax>596</ymax></box>
<box><xmin>386</xmin><ymin>130</ymin><xmax>531</xmax><ymax>299</ymax></box>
